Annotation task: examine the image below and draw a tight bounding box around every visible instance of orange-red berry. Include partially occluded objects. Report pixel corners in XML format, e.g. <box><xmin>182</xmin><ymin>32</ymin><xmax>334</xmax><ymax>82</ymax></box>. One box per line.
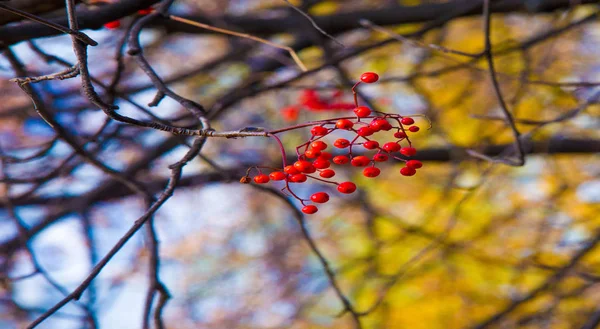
<box><xmin>311</xmin><ymin>141</ymin><xmax>327</xmax><ymax>150</ymax></box>
<box><xmin>373</xmin><ymin>153</ymin><xmax>389</xmax><ymax>162</ymax></box>
<box><xmin>383</xmin><ymin>142</ymin><xmax>401</xmax><ymax>152</ymax></box>
<box><xmin>406</xmin><ymin>160</ymin><xmax>423</xmax><ymax>169</ymax></box>
<box><xmin>304</xmin><ymin>149</ymin><xmax>321</xmax><ymax>158</ymax></box>
<box><xmin>400</xmin><ymin>147</ymin><xmax>417</xmax><ymax>157</ymax></box>
<box><xmin>269</xmin><ymin>171</ymin><xmax>286</xmax><ymax>181</ymax></box>
<box><xmin>363</xmin><ymin>167</ymin><xmax>381</xmax><ymax>178</ymax></box>
<box><xmin>318</xmin><ymin>152</ymin><xmax>332</xmax><ymax>160</ymax></box>
<box><xmin>360</xmin><ymin>72</ymin><xmax>379</xmax><ymax>83</ymax></box>
<box><xmin>401</xmin><ymin>117</ymin><xmax>414</xmax><ymax>125</ymax></box>
<box><xmin>400</xmin><ymin>167</ymin><xmax>416</xmax><ymax>176</ymax></box>
<box><xmin>310</xmin><ymin>126</ymin><xmax>328</xmax><ymax>136</ymax></box>
<box><xmin>335</xmin><ymin>119</ymin><xmax>354</xmax><ymax>130</ymax></box>
<box><xmin>302</xmin><ymin>205</ymin><xmax>318</xmax><ymax>214</ymax></box>
<box><xmin>310</xmin><ymin>192</ymin><xmax>330</xmax><ymax>203</ymax></box>
<box><xmin>409</xmin><ymin>126</ymin><xmax>420</xmax><ymax>132</ymax></box>
<box><xmin>284</xmin><ymin>165</ymin><xmax>300</xmax><ymax>175</ymax></box>
<box><xmin>337</xmin><ymin>182</ymin><xmax>357</xmax><ymax>194</ymax></box>
<box><xmin>333</xmin><ymin>155</ymin><xmax>350</xmax><ymax>165</ymax></box>
<box><xmin>319</xmin><ymin>169</ymin><xmax>336</xmax><ymax>178</ymax></box>
<box><xmin>313</xmin><ymin>159</ymin><xmax>331</xmax><ymax>169</ymax></box>
<box><xmin>354</xmin><ymin>106</ymin><xmax>371</xmax><ymax>118</ymax></box>
<box><xmin>351</xmin><ymin>156</ymin><xmax>370</xmax><ymax>167</ymax></box>
<box><xmin>363</xmin><ymin>140</ymin><xmax>379</xmax><ymax>150</ymax></box>
<box><xmin>253</xmin><ymin>174</ymin><xmax>270</xmax><ymax>184</ymax></box>
<box><xmin>357</xmin><ymin>126</ymin><xmax>374</xmax><ymax>137</ymax></box>
<box><xmin>290</xmin><ymin>173</ymin><xmax>308</xmax><ymax>183</ymax></box>
<box><xmin>394</xmin><ymin>131</ymin><xmax>407</xmax><ymax>139</ymax></box>
<box><xmin>334</xmin><ymin>139</ymin><xmax>350</xmax><ymax>148</ymax></box>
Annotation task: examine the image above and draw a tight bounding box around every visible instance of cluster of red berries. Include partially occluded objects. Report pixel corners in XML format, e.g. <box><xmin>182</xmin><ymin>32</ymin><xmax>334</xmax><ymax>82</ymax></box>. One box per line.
<box><xmin>103</xmin><ymin>8</ymin><xmax>153</xmax><ymax>30</ymax></box>
<box><xmin>243</xmin><ymin>72</ymin><xmax>426</xmax><ymax>215</ymax></box>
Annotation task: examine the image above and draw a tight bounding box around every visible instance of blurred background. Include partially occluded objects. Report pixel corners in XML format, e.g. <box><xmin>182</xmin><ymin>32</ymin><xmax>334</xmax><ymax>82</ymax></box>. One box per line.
<box><xmin>0</xmin><ymin>0</ymin><xmax>599</xmax><ymax>328</ymax></box>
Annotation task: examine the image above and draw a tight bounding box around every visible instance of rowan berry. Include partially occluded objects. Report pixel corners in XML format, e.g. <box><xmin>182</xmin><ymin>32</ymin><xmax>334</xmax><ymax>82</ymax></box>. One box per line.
<box><xmin>337</xmin><ymin>182</ymin><xmax>357</xmax><ymax>194</ymax></box>
<box><xmin>269</xmin><ymin>171</ymin><xmax>287</xmax><ymax>181</ymax></box>
<box><xmin>302</xmin><ymin>205</ymin><xmax>318</xmax><ymax>214</ymax></box>
<box><xmin>290</xmin><ymin>174</ymin><xmax>307</xmax><ymax>183</ymax></box>
<box><xmin>363</xmin><ymin>167</ymin><xmax>381</xmax><ymax>178</ymax></box>
<box><xmin>253</xmin><ymin>174</ymin><xmax>270</xmax><ymax>184</ymax></box>
<box><xmin>304</xmin><ymin>165</ymin><xmax>317</xmax><ymax>174</ymax></box>
<box><xmin>383</xmin><ymin>142</ymin><xmax>401</xmax><ymax>152</ymax></box>
<box><xmin>318</xmin><ymin>152</ymin><xmax>332</xmax><ymax>160</ymax></box>
<box><xmin>400</xmin><ymin>167</ymin><xmax>416</xmax><ymax>176</ymax></box>
<box><xmin>312</xmin><ymin>159</ymin><xmax>331</xmax><ymax>169</ymax></box>
<box><xmin>401</xmin><ymin>117</ymin><xmax>415</xmax><ymax>125</ymax></box>
<box><xmin>380</xmin><ymin>122</ymin><xmax>393</xmax><ymax>131</ymax></box>
<box><xmin>369</xmin><ymin>119</ymin><xmax>388</xmax><ymax>131</ymax></box>
<box><xmin>310</xmin><ymin>126</ymin><xmax>328</xmax><ymax>136</ymax></box>
<box><xmin>304</xmin><ymin>149</ymin><xmax>321</xmax><ymax>158</ymax></box>
<box><xmin>294</xmin><ymin>160</ymin><xmax>313</xmax><ymax>173</ymax></box>
<box><xmin>406</xmin><ymin>160</ymin><xmax>423</xmax><ymax>169</ymax></box>
<box><xmin>354</xmin><ymin>106</ymin><xmax>371</xmax><ymax>118</ymax></box>
<box><xmin>319</xmin><ymin>169</ymin><xmax>336</xmax><ymax>178</ymax></box>
<box><xmin>351</xmin><ymin>156</ymin><xmax>370</xmax><ymax>167</ymax></box>
<box><xmin>310</xmin><ymin>192</ymin><xmax>330</xmax><ymax>203</ymax></box>
<box><xmin>409</xmin><ymin>126</ymin><xmax>420</xmax><ymax>132</ymax></box>
<box><xmin>104</xmin><ymin>20</ymin><xmax>121</xmax><ymax>29</ymax></box>
<box><xmin>333</xmin><ymin>155</ymin><xmax>350</xmax><ymax>164</ymax></box>
<box><xmin>360</xmin><ymin>72</ymin><xmax>379</xmax><ymax>83</ymax></box>
<box><xmin>284</xmin><ymin>165</ymin><xmax>300</xmax><ymax>175</ymax></box>
<box><xmin>363</xmin><ymin>140</ymin><xmax>379</xmax><ymax>150</ymax></box>
<box><xmin>335</xmin><ymin>119</ymin><xmax>354</xmax><ymax>130</ymax></box>
<box><xmin>394</xmin><ymin>131</ymin><xmax>407</xmax><ymax>139</ymax></box>
<box><xmin>373</xmin><ymin>153</ymin><xmax>389</xmax><ymax>162</ymax></box>
<box><xmin>311</xmin><ymin>141</ymin><xmax>327</xmax><ymax>150</ymax></box>
<box><xmin>357</xmin><ymin>126</ymin><xmax>374</xmax><ymax>137</ymax></box>
<box><xmin>334</xmin><ymin>139</ymin><xmax>350</xmax><ymax>148</ymax></box>
<box><xmin>400</xmin><ymin>147</ymin><xmax>417</xmax><ymax>157</ymax></box>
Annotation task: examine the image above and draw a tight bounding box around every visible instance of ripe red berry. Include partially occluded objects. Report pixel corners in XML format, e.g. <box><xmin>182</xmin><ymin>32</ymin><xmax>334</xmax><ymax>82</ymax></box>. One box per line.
<box><xmin>281</xmin><ymin>106</ymin><xmax>299</xmax><ymax>122</ymax></box>
<box><xmin>369</xmin><ymin>119</ymin><xmax>387</xmax><ymax>131</ymax></box>
<box><xmin>380</xmin><ymin>122</ymin><xmax>393</xmax><ymax>131</ymax></box>
<box><xmin>284</xmin><ymin>165</ymin><xmax>300</xmax><ymax>175</ymax></box>
<box><xmin>357</xmin><ymin>126</ymin><xmax>374</xmax><ymax>137</ymax></box>
<box><xmin>360</xmin><ymin>72</ymin><xmax>379</xmax><ymax>83</ymax></box>
<box><xmin>312</xmin><ymin>159</ymin><xmax>331</xmax><ymax>169</ymax></box>
<box><xmin>400</xmin><ymin>147</ymin><xmax>417</xmax><ymax>157</ymax></box>
<box><xmin>351</xmin><ymin>156</ymin><xmax>370</xmax><ymax>167</ymax></box>
<box><xmin>333</xmin><ymin>155</ymin><xmax>350</xmax><ymax>165</ymax></box>
<box><xmin>253</xmin><ymin>174</ymin><xmax>270</xmax><ymax>184</ymax></box>
<box><xmin>354</xmin><ymin>106</ymin><xmax>371</xmax><ymax>118</ymax></box>
<box><xmin>334</xmin><ymin>139</ymin><xmax>351</xmax><ymax>148</ymax></box>
<box><xmin>363</xmin><ymin>140</ymin><xmax>379</xmax><ymax>150</ymax></box>
<box><xmin>319</xmin><ymin>169</ymin><xmax>336</xmax><ymax>178</ymax></box>
<box><xmin>269</xmin><ymin>171</ymin><xmax>286</xmax><ymax>181</ymax></box>
<box><xmin>310</xmin><ymin>126</ymin><xmax>328</xmax><ymax>136</ymax></box>
<box><xmin>406</xmin><ymin>160</ymin><xmax>423</xmax><ymax>169</ymax></box>
<box><xmin>302</xmin><ymin>205</ymin><xmax>318</xmax><ymax>214</ymax></box>
<box><xmin>311</xmin><ymin>141</ymin><xmax>327</xmax><ymax>150</ymax></box>
<box><xmin>401</xmin><ymin>117</ymin><xmax>415</xmax><ymax>125</ymax></box>
<box><xmin>310</xmin><ymin>192</ymin><xmax>330</xmax><ymax>203</ymax></box>
<box><xmin>104</xmin><ymin>20</ymin><xmax>121</xmax><ymax>29</ymax></box>
<box><xmin>335</xmin><ymin>119</ymin><xmax>354</xmax><ymax>130</ymax></box>
<box><xmin>304</xmin><ymin>165</ymin><xmax>317</xmax><ymax>174</ymax></box>
<box><xmin>373</xmin><ymin>153</ymin><xmax>389</xmax><ymax>162</ymax></box>
<box><xmin>294</xmin><ymin>160</ymin><xmax>313</xmax><ymax>172</ymax></box>
<box><xmin>383</xmin><ymin>142</ymin><xmax>401</xmax><ymax>152</ymax></box>
<box><xmin>318</xmin><ymin>152</ymin><xmax>332</xmax><ymax>160</ymax></box>
<box><xmin>304</xmin><ymin>149</ymin><xmax>321</xmax><ymax>158</ymax></box>
<box><xmin>394</xmin><ymin>131</ymin><xmax>407</xmax><ymax>139</ymax></box>
<box><xmin>409</xmin><ymin>126</ymin><xmax>420</xmax><ymax>132</ymax></box>
<box><xmin>337</xmin><ymin>182</ymin><xmax>357</xmax><ymax>194</ymax></box>
<box><xmin>363</xmin><ymin>167</ymin><xmax>381</xmax><ymax>178</ymax></box>
<box><xmin>290</xmin><ymin>173</ymin><xmax>308</xmax><ymax>183</ymax></box>
<box><xmin>400</xmin><ymin>166</ymin><xmax>416</xmax><ymax>176</ymax></box>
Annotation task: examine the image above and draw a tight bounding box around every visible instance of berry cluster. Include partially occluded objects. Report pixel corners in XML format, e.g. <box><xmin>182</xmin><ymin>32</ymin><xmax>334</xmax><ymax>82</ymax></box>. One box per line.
<box><xmin>280</xmin><ymin>89</ymin><xmax>356</xmax><ymax>121</ymax></box>
<box><xmin>242</xmin><ymin>72</ymin><xmax>427</xmax><ymax>215</ymax></box>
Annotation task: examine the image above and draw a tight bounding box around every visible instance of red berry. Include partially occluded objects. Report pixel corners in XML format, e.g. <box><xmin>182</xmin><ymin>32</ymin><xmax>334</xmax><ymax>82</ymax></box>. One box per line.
<box><xmin>369</xmin><ymin>119</ymin><xmax>388</xmax><ymax>131</ymax></box>
<box><xmin>310</xmin><ymin>126</ymin><xmax>328</xmax><ymax>136</ymax></box>
<box><xmin>363</xmin><ymin>140</ymin><xmax>379</xmax><ymax>150</ymax></box>
<box><xmin>400</xmin><ymin>147</ymin><xmax>417</xmax><ymax>157</ymax></box>
<box><xmin>284</xmin><ymin>165</ymin><xmax>300</xmax><ymax>175</ymax></box>
<box><xmin>401</xmin><ymin>117</ymin><xmax>415</xmax><ymax>125</ymax></box>
<box><xmin>363</xmin><ymin>167</ymin><xmax>381</xmax><ymax>178</ymax></box>
<box><xmin>310</xmin><ymin>192</ymin><xmax>330</xmax><ymax>203</ymax></box>
<box><xmin>357</xmin><ymin>126</ymin><xmax>374</xmax><ymax>137</ymax></box>
<box><xmin>281</xmin><ymin>106</ymin><xmax>299</xmax><ymax>122</ymax></box>
<box><xmin>290</xmin><ymin>174</ymin><xmax>307</xmax><ymax>183</ymax></box>
<box><xmin>337</xmin><ymin>182</ymin><xmax>357</xmax><ymax>194</ymax></box>
<box><xmin>400</xmin><ymin>167</ymin><xmax>416</xmax><ymax>176</ymax></box>
<box><xmin>104</xmin><ymin>20</ymin><xmax>121</xmax><ymax>29</ymax></box>
<box><xmin>138</xmin><ymin>8</ymin><xmax>153</xmax><ymax>15</ymax></box>
<box><xmin>354</xmin><ymin>106</ymin><xmax>371</xmax><ymax>118</ymax></box>
<box><xmin>294</xmin><ymin>160</ymin><xmax>313</xmax><ymax>172</ymax></box>
<box><xmin>319</xmin><ymin>169</ymin><xmax>336</xmax><ymax>178</ymax></box>
<box><xmin>380</xmin><ymin>122</ymin><xmax>393</xmax><ymax>131</ymax></box>
<box><xmin>304</xmin><ymin>149</ymin><xmax>321</xmax><ymax>158</ymax></box>
<box><xmin>394</xmin><ymin>131</ymin><xmax>407</xmax><ymax>139</ymax></box>
<box><xmin>253</xmin><ymin>174</ymin><xmax>270</xmax><ymax>184</ymax></box>
<box><xmin>360</xmin><ymin>72</ymin><xmax>379</xmax><ymax>83</ymax></box>
<box><xmin>313</xmin><ymin>159</ymin><xmax>331</xmax><ymax>169</ymax></box>
<box><xmin>333</xmin><ymin>155</ymin><xmax>350</xmax><ymax>165</ymax></box>
<box><xmin>406</xmin><ymin>160</ymin><xmax>423</xmax><ymax>169</ymax></box>
<box><xmin>335</xmin><ymin>119</ymin><xmax>354</xmax><ymax>130</ymax></box>
<box><xmin>409</xmin><ymin>126</ymin><xmax>420</xmax><ymax>132</ymax></box>
<box><xmin>311</xmin><ymin>141</ymin><xmax>327</xmax><ymax>150</ymax></box>
<box><xmin>269</xmin><ymin>171</ymin><xmax>286</xmax><ymax>181</ymax></box>
<box><xmin>304</xmin><ymin>165</ymin><xmax>317</xmax><ymax>174</ymax></box>
<box><xmin>334</xmin><ymin>139</ymin><xmax>350</xmax><ymax>148</ymax></box>
<box><xmin>302</xmin><ymin>205</ymin><xmax>318</xmax><ymax>214</ymax></box>
<box><xmin>351</xmin><ymin>156</ymin><xmax>370</xmax><ymax>167</ymax></box>
<box><xmin>373</xmin><ymin>153</ymin><xmax>389</xmax><ymax>162</ymax></box>
<box><xmin>383</xmin><ymin>142</ymin><xmax>401</xmax><ymax>152</ymax></box>
<box><xmin>318</xmin><ymin>152</ymin><xmax>332</xmax><ymax>160</ymax></box>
